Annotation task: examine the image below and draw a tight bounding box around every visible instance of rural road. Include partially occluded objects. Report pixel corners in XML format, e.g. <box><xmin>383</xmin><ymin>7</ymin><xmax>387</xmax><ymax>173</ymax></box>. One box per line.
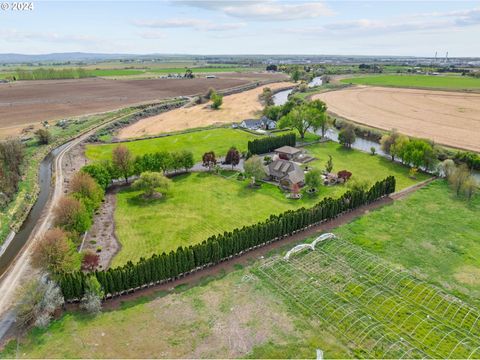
<box><xmin>0</xmin><ymin>110</ymin><xmax>143</xmax><ymax>339</ymax></box>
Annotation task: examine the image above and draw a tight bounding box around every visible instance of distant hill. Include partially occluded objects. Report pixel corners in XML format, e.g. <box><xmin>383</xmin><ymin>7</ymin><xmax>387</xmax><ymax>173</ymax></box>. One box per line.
<box><xmin>0</xmin><ymin>52</ymin><xmax>142</xmax><ymax>64</ymax></box>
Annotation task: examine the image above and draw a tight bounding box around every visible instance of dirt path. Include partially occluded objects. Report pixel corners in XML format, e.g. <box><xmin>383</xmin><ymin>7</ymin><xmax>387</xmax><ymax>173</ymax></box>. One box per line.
<box><xmin>314</xmin><ymin>86</ymin><xmax>480</xmax><ymax>152</ymax></box>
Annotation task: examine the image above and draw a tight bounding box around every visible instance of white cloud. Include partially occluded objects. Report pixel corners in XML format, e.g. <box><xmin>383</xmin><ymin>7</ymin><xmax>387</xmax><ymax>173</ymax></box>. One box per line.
<box><xmin>283</xmin><ymin>7</ymin><xmax>480</xmax><ymax>38</ymax></box>
<box><xmin>177</xmin><ymin>0</ymin><xmax>333</xmax><ymax>21</ymax></box>
<box><xmin>133</xmin><ymin>18</ymin><xmax>245</xmax><ymax>31</ymax></box>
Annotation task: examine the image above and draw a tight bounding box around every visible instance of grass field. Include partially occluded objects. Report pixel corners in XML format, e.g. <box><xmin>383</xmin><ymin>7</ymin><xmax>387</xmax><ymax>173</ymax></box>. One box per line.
<box><xmin>4</xmin><ymin>180</ymin><xmax>479</xmax><ymax>358</ymax></box>
<box><xmin>86</xmin><ymin>128</ymin><xmax>260</xmax><ymax>162</ymax></box>
<box><xmin>335</xmin><ymin>180</ymin><xmax>480</xmax><ymax>302</ymax></box>
<box><xmin>111</xmin><ymin>140</ymin><xmax>427</xmax><ymax>266</ymax></box>
<box><xmin>340</xmin><ymin>74</ymin><xmax>480</xmax><ymax>90</ymax></box>
<box><xmin>113</xmin><ymin>172</ymin><xmax>323</xmax><ymax>266</ymax></box>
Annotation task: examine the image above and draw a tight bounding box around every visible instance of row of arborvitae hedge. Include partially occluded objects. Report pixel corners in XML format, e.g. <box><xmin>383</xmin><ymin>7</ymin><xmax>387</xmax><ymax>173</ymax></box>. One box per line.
<box><xmin>59</xmin><ymin>176</ymin><xmax>395</xmax><ymax>301</ymax></box>
<box><xmin>248</xmin><ymin>133</ymin><xmax>296</xmax><ymax>155</ymax></box>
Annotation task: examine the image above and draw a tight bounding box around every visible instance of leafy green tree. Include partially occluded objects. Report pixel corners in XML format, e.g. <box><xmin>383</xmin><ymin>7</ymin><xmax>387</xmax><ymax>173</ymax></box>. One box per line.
<box><xmin>391</xmin><ymin>135</ymin><xmax>410</xmax><ymax>163</ymax></box>
<box><xmin>81</xmin><ymin>276</ymin><xmax>104</xmax><ymax>314</ymax></box>
<box><xmin>291</xmin><ymin>67</ymin><xmax>300</xmax><ymax>82</ymax></box>
<box><xmin>211</xmin><ymin>91</ymin><xmax>223</xmax><ymax>110</ymax></box>
<box><xmin>178</xmin><ymin>150</ymin><xmax>194</xmax><ymax>171</ymax></box>
<box><xmin>112</xmin><ymin>145</ymin><xmax>133</xmax><ymax>183</ymax></box>
<box><xmin>380</xmin><ymin>129</ymin><xmax>400</xmax><ymax>161</ymax></box>
<box><xmin>133</xmin><ymin>171</ymin><xmax>171</xmax><ymax>198</ymax></box>
<box><xmin>338</xmin><ymin>125</ymin><xmax>356</xmax><ymax>148</ymax></box>
<box><xmin>244</xmin><ymin>155</ymin><xmax>266</xmax><ymax>186</ymax></box>
<box><xmin>305</xmin><ymin>169</ymin><xmax>322</xmax><ymax>191</ymax></box>
<box><xmin>309</xmin><ymin>100</ymin><xmax>329</xmax><ymax>137</ymax></box>
<box><xmin>81</xmin><ymin>163</ymin><xmax>112</xmax><ymax>190</ymax></box>
<box><xmin>278</xmin><ymin>103</ymin><xmax>324</xmax><ymax>140</ymax></box>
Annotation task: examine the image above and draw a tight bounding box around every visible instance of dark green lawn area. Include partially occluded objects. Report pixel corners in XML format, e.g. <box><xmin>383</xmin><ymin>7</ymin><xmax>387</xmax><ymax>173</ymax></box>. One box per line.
<box><xmin>341</xmin><ymin>74</ymin><xmax>480</xmax><ymax>90</ymax></box>
<box><xmin>334</xmin><ymin>180</ymin><xmax>480</xmax><ymax>303</ymax></box>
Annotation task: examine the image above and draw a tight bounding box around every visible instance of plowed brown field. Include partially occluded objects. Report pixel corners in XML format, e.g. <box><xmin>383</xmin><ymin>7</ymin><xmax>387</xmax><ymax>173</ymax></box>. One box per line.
<box><xmin>314</xmin><ymin>86</ymin><xmax>480</xmax><ymax>152</ymax></box>
<box><xmin>0</xmin><ymin>72</ymin><xmax>286</xmax><ymax>138</ymax></box>
<box><xmin>118</xmin><ymin>82</ymin><xmax>294</xmax><ymax>139</ymax></box>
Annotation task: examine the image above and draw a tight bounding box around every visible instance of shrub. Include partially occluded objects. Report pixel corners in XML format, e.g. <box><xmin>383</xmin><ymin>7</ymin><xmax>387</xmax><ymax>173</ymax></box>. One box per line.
<box><xmin>32</xmin><ymin>228</ymin><xmax>81</xmax><ymax>274</ymax></box>
<box><xmin>34</xmin><ymin>128</ymin><xmax>52</xmax><ymax>145</ymax></box>
<box><xmin>53</xmin><ymin>196</ymin><xmax>91</xmax><ymax>239</ymax></box>
<box><xmin>82</xmin><ymin>250</ymin><xmax>100</xmax><ymax>272</ymax></box>
<box><xmin>132</xmin><ymin>171</ymin><xmax>171</xmax><ymax>198</ymax></box>
<box><xmin>70</xmin><ymin>172</ymin><xmax>104</xmax><ymax>213</ymax></box>
<box><xmin>211</xmin><ymin>92</ymin><xmax>223</xmax><ymax>110</ymax></box>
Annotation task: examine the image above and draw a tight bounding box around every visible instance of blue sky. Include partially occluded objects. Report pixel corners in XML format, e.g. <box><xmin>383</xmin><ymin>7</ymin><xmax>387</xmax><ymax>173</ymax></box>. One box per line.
<box><xmin>1</xmin><ymin>0</ymin><xmax>479</xmax><ymax>56</ymax></box>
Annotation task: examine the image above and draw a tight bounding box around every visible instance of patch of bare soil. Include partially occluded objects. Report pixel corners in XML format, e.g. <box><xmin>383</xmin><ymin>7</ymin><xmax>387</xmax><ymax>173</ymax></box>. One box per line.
<box><xmin>118</xmin><ymin>82</ymin><xmax>294</xmax><ymax>139</ymax></box>
<box><xmin>83</xmin><ymin>191</ymin><xmax>119</xmax><ymax>269</ymax></box>
<box><xmin>0</xmin><ymin>75</ymin><xmax>272</xmax><ymax>138</ymax></box>
<box><xmin>314</xmin><ymin>86</ymin><xmax>480</xmax><ymax>152</ymax></box>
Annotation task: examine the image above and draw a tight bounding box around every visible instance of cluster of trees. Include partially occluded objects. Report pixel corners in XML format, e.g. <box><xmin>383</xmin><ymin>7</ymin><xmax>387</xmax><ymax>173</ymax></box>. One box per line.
<box><xmin>278</xmin><ymin>99</ymin><xmax>328</xmax><ymax>139</ymax></box>
<box><xmin>440</xmin><ymin>160</ymin><xmax>478</xmax><ymax>201</ymax></box>
<box><xmin>82</xmin><ymin>145</ymin><xmax>195</xmax><ymax>190</ymax></box>
<box><xmin>0</xmin><ymin>139</ymin><xmax>25</xmax><ymax>208</ymax></box>
<box><xmin>247</xmin><ymin>133</ymin><xmax>296</xmax><ymax>155</ymax></box>
<box><xmin>14</xmin><ymin>67</ymin><xmax>90</xmax><ymax>81</ymax></box>
<box><xmin>263</xmin><ymin>95</ymin><xmax>304</xmax><ymax>122</ymax></box>
<box><xmin>381</xmin><ymin>130</ymin><xmax>436</xmax><ymax>170</ymax></box>
<box><xmin>59</xmin><ymin>176</ymin><xmax>396</xmax><ymax>301</ymax></box>
<box><xmin>265</xmin><ymin>64</ymin><xmax>278</xmax><ymax>71</ymax></box>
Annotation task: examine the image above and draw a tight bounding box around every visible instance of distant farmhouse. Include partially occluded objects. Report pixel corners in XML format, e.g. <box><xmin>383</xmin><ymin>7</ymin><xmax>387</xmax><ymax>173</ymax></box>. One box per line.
<box><xmin>239</xmin><ymin>116</ymin><xmax>276</xmax><ymax>130</ymax></box>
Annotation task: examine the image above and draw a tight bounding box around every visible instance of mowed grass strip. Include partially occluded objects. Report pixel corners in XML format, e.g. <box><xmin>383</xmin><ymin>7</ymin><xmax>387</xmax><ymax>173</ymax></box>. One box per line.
<box><xmin>341</xmin><ymin>74</ymin><xmax>480</xmax><ymax>90</ymax></box>
<box><xmin>112</xmin><ymin>141</ymin><xmax>426</xmax><ymax>266</ymax></box>
<box><xmin>85</xmin><ymin>128</ymin><xmax>260</xmax><ymax>162</ymax></box>
<box><xmin>334</xmin><ymin>180</ymin><xmax>480</xmax><ymax>301</ymax></box>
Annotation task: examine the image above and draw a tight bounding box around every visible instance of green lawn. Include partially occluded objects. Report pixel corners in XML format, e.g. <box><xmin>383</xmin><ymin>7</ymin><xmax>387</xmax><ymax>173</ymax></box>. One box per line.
<box><xmin>113</xmin><ymin>172</ymin><xmax>322</xmax><ymax>266</ymax></box>
<box><xmin>88</xmin><ymin>69</ymin><xmax>145</xmax><ymax>77</ymax></box>
<box><xmin>112</xmin><ymin>141</ymin><xmax>426</xmax><ymax>266</ymax></box>
<box><xmin>334</xmin><ymin>180</ymin><xmax>480</xmax><ymax>302</ymax></box>
<box><xmin>341</xmin><ymin>74</ymin><xmax>480</xmax><ymax>90</ymax></box>
<box><xmin>85</xmin><ymin>128</ymin><xmax>260</xmax><ymax>162</ymax></box>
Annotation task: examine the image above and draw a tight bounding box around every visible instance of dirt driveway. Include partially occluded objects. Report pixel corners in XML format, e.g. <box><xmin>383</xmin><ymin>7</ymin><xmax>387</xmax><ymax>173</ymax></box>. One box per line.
<box><xmin>314</xmin><ymin>86</ymin><xmax>480</xmax><ymax>152</ymax></box>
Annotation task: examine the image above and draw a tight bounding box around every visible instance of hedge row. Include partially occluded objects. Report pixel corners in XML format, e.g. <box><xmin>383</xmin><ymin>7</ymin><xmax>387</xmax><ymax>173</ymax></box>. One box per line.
<box><xmin>248</xmin><ymin>133</ymin><xmax>296</xmax><ymax>155</ymax></box>
<box><xmin>59</xmin><ymin>176</ymin><xmax>396</xmax><ymax>301</ymax></box>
